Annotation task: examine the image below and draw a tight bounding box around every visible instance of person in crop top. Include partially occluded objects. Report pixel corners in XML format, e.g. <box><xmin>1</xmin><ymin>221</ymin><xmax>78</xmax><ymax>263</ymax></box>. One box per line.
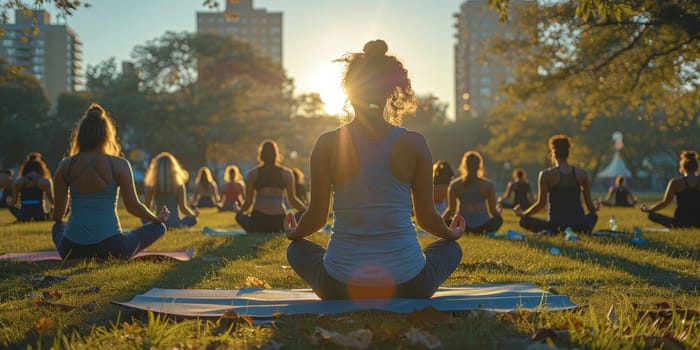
<box><xmin>144</xmin><ymin>152</ymin><xmax>198</xmax><ymax>229</ymax></box>
<box><xmin>443</xmin><ymin>151</ymin><xmax>503</xmax><ymax>234</ymax></box>
<box><xmin>218</xmin><ymin>164</ymin><xmax>245</xmax><ymax>212</ymax></box>
<box><xmin>8</xmin><ymin>152</ymin><xmax>54</xmax><ymax>221</ymax></box>
<box><xmin>51</xmin><ymin>104</ymin><xmax>169</xmax><ymax>260</ymax></box>
<box><xmin>641</xmin><ymin>150</ymin><xmax>700</xmax><ymax>228</ymax></box>
<box><xmin>499</xmin><ymin>168</ymin><xmax>534</xmax><ymax>210</ymax></box>
<box><xmin>235</xmin><ymin>140</ymin><xmax>306</xmax><ymax>233</ymax></box>
<box><xmin>191</xmin><ymin>166</ymin><xmax>219</xmax><ymax>208</ymax></box>
<box><xmin>515</xmin><ymin>134</ymin><xmax>598</xmax><ymax>233</ymax></box>
<box><xmin>284</xmin><ymin>40</ymin><xmax>464</xmax><ymax>300</ymax></box>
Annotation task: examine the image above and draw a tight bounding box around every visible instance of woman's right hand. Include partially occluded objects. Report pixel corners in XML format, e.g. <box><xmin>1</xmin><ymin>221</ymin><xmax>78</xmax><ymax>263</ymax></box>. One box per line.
<box><xmin>448</xmin><ymin>214</ymin><xmax>465</xmax><ymax>240</ymax></box>
<box><xmin>640</xmin><ymin>204</ymin><xmax>650</xmax><ymax>212</ymax></box>
<box><xmin>156</xmin><ymin>206</ymin><xmax>171</xmax><ymax>223</ymax></box>
<box><xmin>513</xmin><ymin>204</ymin><xmax>524</xmax><ymax>217</ymax></box>
<box><xmin>283</xmin><ymin>212</ymin><xmax>299</xmax><ymax>240</ymax></box>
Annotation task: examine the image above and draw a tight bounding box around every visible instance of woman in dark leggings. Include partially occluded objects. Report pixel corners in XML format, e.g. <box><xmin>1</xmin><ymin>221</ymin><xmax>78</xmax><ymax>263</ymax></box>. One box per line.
<box><xmin>515</xmin><ymin>134</ymin><xmax>598</xmax><ymax>234</ymax></box>
<box><xmin>8</xmin><ymin>152</ymin><xmax>54</xmax><ymax>221</ymax></box>
<box><xmin>51</xmin><ymin>104</ymin><xmax>169</xmax><ymax>260</ymax></box>
<box><xmin>641</xmin><ymin>151</ymin><xmax>700</xmax><ymax>229</ymax></box>
<box><xmin>235</xmin><ymin>140</ymin><xmax>306</xmax><ymax>233</ymax></box>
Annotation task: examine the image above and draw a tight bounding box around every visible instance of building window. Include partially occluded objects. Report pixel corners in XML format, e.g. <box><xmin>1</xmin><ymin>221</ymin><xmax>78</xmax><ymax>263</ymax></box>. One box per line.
<box><xmin>480</xmin><ymin>87</ymin><xmax>491</xmax><ymax>96</ymax></box>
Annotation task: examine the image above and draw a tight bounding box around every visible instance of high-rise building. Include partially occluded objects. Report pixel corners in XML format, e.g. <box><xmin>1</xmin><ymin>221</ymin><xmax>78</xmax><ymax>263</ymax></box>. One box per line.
<box><xmin>453</xmin><ymin>1</ymin><xmax>531</xmax><ymax>120</ymax></box>
<box><xmin>196</xmin><ymin>0</ymin><xmax>282</xmax><ymax>64</ymax></box>
<box><xmin>0</xmin><ymin>10</ymin><xmax>82</xmax><ymax>105</ymax></box>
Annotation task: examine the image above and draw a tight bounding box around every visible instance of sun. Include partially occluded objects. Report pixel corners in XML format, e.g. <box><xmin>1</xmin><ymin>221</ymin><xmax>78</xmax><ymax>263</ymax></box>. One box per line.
<box><xmin>310</xmin><ymin>63</ymin><xmax>347</xmax><ymax>116</ymax></box>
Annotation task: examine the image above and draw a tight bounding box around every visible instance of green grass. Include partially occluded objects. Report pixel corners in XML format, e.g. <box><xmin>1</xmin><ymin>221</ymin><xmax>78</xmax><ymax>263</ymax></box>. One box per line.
<box><xmin>0</xmin><ymin>195</ymin><xmax>698</xmax><ymax>349</ymax></box>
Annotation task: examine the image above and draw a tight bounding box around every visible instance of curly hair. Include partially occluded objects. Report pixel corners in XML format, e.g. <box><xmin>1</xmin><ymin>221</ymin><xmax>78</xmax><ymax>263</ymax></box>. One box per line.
<box><xmin>679</xmin><ymin>150</ymin><xmax>699</xmax><ymax>173</ymax></box>
<box><xmin>336</xmin><ymin>39</ymin><xmax>417</xmax><ymax>125</ymax></box>
<box><xmin>548</xmin><ymin>134</ymin><xmax>572</xmax><ymax>161</ymax></box>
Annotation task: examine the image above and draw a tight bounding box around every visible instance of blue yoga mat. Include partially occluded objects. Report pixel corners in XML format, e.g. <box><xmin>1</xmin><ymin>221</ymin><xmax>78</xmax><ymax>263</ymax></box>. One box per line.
<box><xmin>112</xmin><ymin>283</ymin><xmax>579</xmax><ymax>318</ymax></box>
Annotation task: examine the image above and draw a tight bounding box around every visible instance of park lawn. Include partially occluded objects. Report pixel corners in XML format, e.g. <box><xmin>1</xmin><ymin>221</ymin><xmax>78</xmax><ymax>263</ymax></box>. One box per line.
<box><xmin>0</xmin><ymin>198</ymin><xmax>698</xmax><ymax>349</ymax></box>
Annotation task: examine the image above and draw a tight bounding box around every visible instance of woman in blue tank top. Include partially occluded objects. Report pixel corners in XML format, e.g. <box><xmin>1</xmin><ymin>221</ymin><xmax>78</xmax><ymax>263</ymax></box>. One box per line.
<box><xmin>51</xmin><ymin>104</ymin><xmax>170</xmax><ymax>260</ymax></box>
<box><xmin>515</xmin><ymin>134</ymin><xmax>598</xmax><ymax>234</ymax></box>
<box><xmin>144</xmin><ymin>152</ymin><xmax>198</xmax><ymax>229</ymax></box>
<box><xmin>284</xmin><ymin>40</ymin><xmax>464</xmax><ymax>300</ymax></box>
<box><xmin>641</xmin><ymin>151</ymin><xmax>700</xmax><ymax>229</ymax></box>
<box><xmin>8</xmin><ymin>152</ymin><xmax>54</xmax><ymax>222</ymax></box>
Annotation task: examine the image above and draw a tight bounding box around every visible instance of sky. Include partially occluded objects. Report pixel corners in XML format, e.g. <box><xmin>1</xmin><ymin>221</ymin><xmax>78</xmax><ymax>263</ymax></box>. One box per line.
<box><xmin>42</xmin><ymin>0</ymin><xmax>470</xmax><ymax>119</ymax></box>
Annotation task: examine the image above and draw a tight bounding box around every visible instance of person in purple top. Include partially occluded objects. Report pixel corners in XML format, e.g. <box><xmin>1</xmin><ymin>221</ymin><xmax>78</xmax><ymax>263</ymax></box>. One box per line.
<box><xmin>284</xmin><ymin>40</ymin><xmax>464</xmax><ymax>300</ymax></box>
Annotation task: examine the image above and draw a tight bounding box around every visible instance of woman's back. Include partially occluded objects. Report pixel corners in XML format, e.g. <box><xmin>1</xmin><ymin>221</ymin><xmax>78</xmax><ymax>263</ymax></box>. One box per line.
<box><xmin>61</xmin><ymin>154</ymin><xmax>121</xmax><ymax>244</ymax></box>
<box><xmin>326</xmin><ymin>124</ymin><xmax>423</xmax><ymax>285</ymax></box>
<box><xmin>674</xmin><ymin>176</ymin><xmax>700</xmax><ymax>225</ymax></box>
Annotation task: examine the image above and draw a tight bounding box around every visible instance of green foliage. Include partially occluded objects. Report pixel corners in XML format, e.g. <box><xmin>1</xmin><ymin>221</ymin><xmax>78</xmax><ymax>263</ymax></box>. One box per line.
<box><xmin>0</xmin><ymin>57</ymin><xmax>51</xmax><ymax>168</ymax></box>
<box><xmin>484</xmin><ymin>0</ymin><xmax>699</xmax><ymax>176</ymax></box>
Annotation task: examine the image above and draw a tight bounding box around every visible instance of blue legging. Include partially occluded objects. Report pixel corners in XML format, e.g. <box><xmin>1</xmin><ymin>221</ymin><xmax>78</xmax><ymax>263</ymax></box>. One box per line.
<box><xmin>52</xmin><ymin>221</ymin><xmax>166</xmax><ymax>260</ymax></box>
<box><xmin>287</xmin><ymin>238</ymin><xmax>462</xmax><ymax>300</ymax></box>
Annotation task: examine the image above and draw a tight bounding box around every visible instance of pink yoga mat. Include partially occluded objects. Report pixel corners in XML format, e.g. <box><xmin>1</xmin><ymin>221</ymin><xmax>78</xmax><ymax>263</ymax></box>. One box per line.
<box><xmin>0</xmin><ymin>249</ymin><xmax>194</xmax><ymax>262</ymax></box>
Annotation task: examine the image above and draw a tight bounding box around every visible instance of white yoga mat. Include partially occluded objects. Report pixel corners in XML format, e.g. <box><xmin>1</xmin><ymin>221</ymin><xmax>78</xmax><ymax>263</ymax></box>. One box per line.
<box><xmin>112</xmin><ymin>283</ymin><xmax>579</xmax><ymax>318</ymax></box>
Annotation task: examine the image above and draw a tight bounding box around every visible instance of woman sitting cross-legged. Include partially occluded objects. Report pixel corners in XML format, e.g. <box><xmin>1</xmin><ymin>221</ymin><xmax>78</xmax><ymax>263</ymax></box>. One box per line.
<box><xmin>515</xmin><ymin>134</ymin><xmax>598</xmax><ymax>234</ymax></box>
<box><xmin>442</xmin><ymin>151</ymin><xmax>503</xmax><ymax>234</ymax></box>
<box><xmin>218</xmin><ymin>164</ymin><xmax>245</xmax><ymax>212</ymax></box>
<box><xmin>235</xmin><ymin>140</ymin><xmax>307</xmax><ymax>233</ymax></box>
<box><xmin>498</xmin><ymin>168</ymin><xmax>534</xmax><ymax>210</ymax></box>
<box><xmin>191</xmin><ymin>166</ymin><xmax>220</xmax><ymax>208</ymax></box>
<box><xmin>640</xmin><ymin>150</ymin><xmax>700</xmax><ymax>229</ymax></box>
<box><xmin>284</xmin><ymin>40</ymin><xmax>464</xmax><ymax>300</ymax></box>
<box><xmin>600</xmin><ymin>175</ymin><xmax>636</xmax><ymax>207</ymax></box>
<box><xmin>144</xmin><ymin>152</ymin><xmax>198</xmax><ymax>229</ymax></box>
<box><xmin>8</xmin><ymin>152</ymin><xmax>54</xmax><ymax>222</ymax></box>
<box><xmin>51</xmin><ymin>104</ymin><xmax>170</xmax><ymax>260</ymax></box>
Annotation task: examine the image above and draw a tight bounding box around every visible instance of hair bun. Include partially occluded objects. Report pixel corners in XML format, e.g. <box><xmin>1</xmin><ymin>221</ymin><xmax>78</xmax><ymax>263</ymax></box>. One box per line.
<box><xmin>86</xmin><ymin>104</ymin><xmax>104</xmax><ymax>120</ymax></box>
<box><xmin>363</xmin><ymin>40</ymin><xmax>388</xmax><ymax>58</ymax></box>
<box><xmin>683</xmin><ymin>151</ymin><xmax>698</xmax><ymax>159</ymax></box>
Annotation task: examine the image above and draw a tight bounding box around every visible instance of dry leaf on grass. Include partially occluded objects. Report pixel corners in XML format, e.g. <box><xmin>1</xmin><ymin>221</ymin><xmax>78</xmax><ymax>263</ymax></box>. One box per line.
<box><xmin>405</xmin><ymin>306</ymin><xmax>456</xmax><ymax>326</ymax></box>
<box><xmin>244</xmin><ymin>276</ymin><xmax>272</xmax><ymax>289</ymax></box>
<box><xmin>401</xmin><ymin>327</ymin><xmax>442</xmax><ymax>349</ymax></box>
<box><xmin>309</xmin><ymin>326</ymin><xmax>373</xmax><ymax>350</ymax></box>
<box><xmin>217</xmin><ymin>310</ymin><xmax>253</xmax><ymax>330</ymax></box>
<box><xmin>33</xmin><ymin>316</ymin><xmax>55</xmax><ymax>333</ymax></box>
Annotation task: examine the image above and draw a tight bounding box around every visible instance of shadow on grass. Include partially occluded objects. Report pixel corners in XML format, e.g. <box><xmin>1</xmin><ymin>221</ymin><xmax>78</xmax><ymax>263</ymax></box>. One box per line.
<box><xmin>523</xmin><ymin>238</ymin><xmax>700</xmax><ymax>292</ymax></box>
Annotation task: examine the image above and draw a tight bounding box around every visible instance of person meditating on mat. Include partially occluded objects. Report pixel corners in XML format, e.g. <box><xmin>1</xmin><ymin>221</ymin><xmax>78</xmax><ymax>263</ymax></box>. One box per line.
<box><xmin>51</xmin><ymin>104</ymin><xmax>170</xmax><ymax>259</ymax></box>
<box><xmin>442</xmin><ymin>151</ymin><xmax>503</xmax><ymax>234</ymax></box>
<box><xmin>8</xmin><ymin>152</ymin><xmax>54</xmax><ymax>221</ymax></box>
<box><xmin>144</xmin><ymin>152</ymin><xmax>198</xmax><ymax>229</ymax></box>
<box><xmin>498</xmin><ymin>168</ymin><xmax>534</xmax><ymax>210</ymax></box>
<box><xmin>284</xmin><ymin>39</ymin><xmax>464</xmax><ymax>300</ymax></box>
<box><xmin>515</xmin><ymin>134</ymin><xmax>598</xmax><ymax>234</ymax></box>
<box><xmin>218</xmin><ymin>164</ymin><xmax>245</xmax><ymax>212</ymax></box>
<box><xmin>235</xmin><ymin>140</ymin><xmax>306</xmax><ymax>233</ymax></box>
<box><xmin>191</xmin><ymin>166</ymin><xmax>219</xmax><ymax>208</ymax></box>
<box><xmin>432</xmin><ymin>160</ymin><xmax>453</xmax><ymax>214</ymax></box>
<box><xmin>0</xmin><ymin>169</ymin><xmax>14</xmax><ymax>208</ymax></box>
<box><xmin>600</xmin><ymin>175</ymin><xmax>636</xmax><ymax>207</ymax></box>
<box><xmin>640</xmin><ymin>150</ymin><xmax>700</xmax><ymax>229</ymax></box>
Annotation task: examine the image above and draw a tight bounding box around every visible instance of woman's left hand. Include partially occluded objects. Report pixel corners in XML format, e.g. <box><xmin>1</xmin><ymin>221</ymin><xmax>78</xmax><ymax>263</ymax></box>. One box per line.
<box><xmin>284</xmin><ymin>212</ymin><xmax>298</xmax><ymax>239</ymax></box>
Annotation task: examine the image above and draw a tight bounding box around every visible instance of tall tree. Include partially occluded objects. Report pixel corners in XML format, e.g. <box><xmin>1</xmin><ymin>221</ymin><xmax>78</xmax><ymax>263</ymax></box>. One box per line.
<box><xmin>0</xmin><ymin>58</ymin><xmax>51</xmax><ymax>168</ymax></box>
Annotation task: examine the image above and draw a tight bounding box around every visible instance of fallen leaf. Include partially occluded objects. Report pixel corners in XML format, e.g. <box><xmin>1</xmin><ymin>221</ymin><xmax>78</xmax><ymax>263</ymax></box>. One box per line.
<box><xmin>309</xmin><ymin>326</ymin><xmax>373</xmax><ymax>350</ymax></box>
<box><xmin>33</xmin><ymin>316</ymin><xmax>55</xmax><ymax>333</ymax></box>
<box><xmin>244</xmin><ymin>276</ymin><xmax>272</xmax><ymax>289</ymax></box>
<box><xmin>405</xmin><ymin>306</ymin><xmax>456</xmax><ymax>326</ymax></box>
<box><xmin>401</xmin><ymin>327</ymin><xmax>442</xmax><ymax>349</ymax></box>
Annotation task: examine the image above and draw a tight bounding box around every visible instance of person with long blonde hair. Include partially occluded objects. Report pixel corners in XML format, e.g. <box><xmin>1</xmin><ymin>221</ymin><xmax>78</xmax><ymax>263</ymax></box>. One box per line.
<box><xmin>144</xmin><ymin>152</ymin><xmax>198</xmax><ymax>229</ymax></box>
<box><xmin>283</xmin><ymin>40</ymin><xmax>464</xmax><ymax>300</ymax></box>
<box><xmin>236</xmin><ymin>140</ymin><xmax>306</xmax><ymax>232</ymax></box>
<box><xmin>51</xmin><ymin>103</ymin><xmax>169</xmax><ymax>259</ymax></box>
<box><xmin>191</xmin><ymin>166</ymin><xmax>220</xmax><ymax>208</ymax></box>
<box><xmin>442</xmin><ymin>151</ymin><xmax>503</xmax><ymax>234</ymax></box>
<box><xmin>218</xmin><ymin>164</ymin><xmax>245</xmax><ymax>212</ymax></box>
<box><xmin>8</xmin><ymin>152</ymin><xmax>54</xmax><ymax>221</ymax></box>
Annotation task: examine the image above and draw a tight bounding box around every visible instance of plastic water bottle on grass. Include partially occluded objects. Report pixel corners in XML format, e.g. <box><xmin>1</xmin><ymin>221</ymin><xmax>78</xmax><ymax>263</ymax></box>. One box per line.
<box><xmin>630</xmin><ymin>226</ymin><xmax>646</xmax><ymax>245</ymax></box>
<box><xmin>609</xmin><ymin>216</ymin><xmax>617</xmax><ymax>231</ymax></box>
<box><xmin>564</xmin><ymin>227</ymin><xmax>580</xmax><ymax>241</ymax></box>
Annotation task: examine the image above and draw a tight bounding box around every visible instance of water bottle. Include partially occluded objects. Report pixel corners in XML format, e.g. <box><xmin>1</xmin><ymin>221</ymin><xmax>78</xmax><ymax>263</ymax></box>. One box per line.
<box><xmin>609</xmin><ymin>216</ymin><xmax>617</xmax><ymax>231</ymax></box>
<box><xmin>564</xmin><ymin>227</ymin><xmax>580</xmax><ymax>241</ymax></box>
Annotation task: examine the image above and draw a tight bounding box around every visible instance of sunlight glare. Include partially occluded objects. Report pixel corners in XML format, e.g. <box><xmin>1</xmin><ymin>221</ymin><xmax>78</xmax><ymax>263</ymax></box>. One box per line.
<box><xmin>310</xmin><ymin>63</ymin><xmax>347</xmax><ymax>116</ymax></box>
